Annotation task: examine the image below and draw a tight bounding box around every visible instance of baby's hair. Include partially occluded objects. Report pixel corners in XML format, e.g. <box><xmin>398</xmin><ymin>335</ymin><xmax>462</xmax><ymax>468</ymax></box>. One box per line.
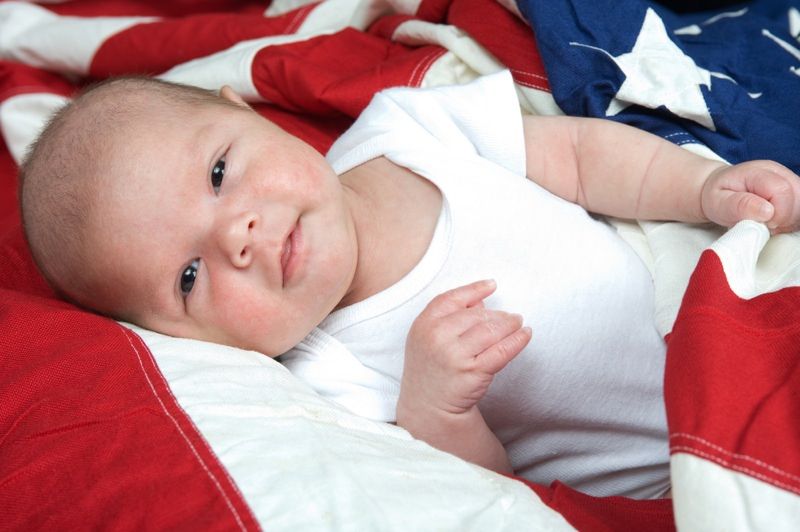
<box><xmin>18</xmin><ymin>76</ymin><xmax>243</xmax><ymax>312</ymax></box>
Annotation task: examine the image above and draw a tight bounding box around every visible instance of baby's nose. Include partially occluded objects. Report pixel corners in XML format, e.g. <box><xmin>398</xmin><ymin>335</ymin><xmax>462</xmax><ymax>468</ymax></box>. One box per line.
<box><xmin>219</xmin><ymin>212</ymin><xmax>258</xmax><ymax>268</ymax></box>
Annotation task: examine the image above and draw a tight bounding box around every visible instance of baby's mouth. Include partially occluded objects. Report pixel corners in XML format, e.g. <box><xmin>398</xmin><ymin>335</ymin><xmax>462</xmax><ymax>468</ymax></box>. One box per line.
<box><xmin>280</xmin><ymin>219</ymin><xmax>301</xmax><ymax>287</ymax></box>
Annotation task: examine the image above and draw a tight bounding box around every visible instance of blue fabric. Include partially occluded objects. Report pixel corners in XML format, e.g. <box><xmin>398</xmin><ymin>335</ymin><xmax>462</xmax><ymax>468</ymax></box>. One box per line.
<box><xmin>515</xmin><ymin>0</ymin><xmax>800</xmax><ymax>171</ymax></box>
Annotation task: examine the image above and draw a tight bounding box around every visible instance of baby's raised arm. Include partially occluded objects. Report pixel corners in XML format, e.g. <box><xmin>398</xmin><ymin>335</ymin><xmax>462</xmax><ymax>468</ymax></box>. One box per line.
<box><xmin>396</xmin><ymin>280</ymin><xmax>531</xmax><ymax>473</ymax></box>
<box><xmin>522</xmin><ymin>116</ymin><xmax>800</xmax><ymax>232</ymax></box>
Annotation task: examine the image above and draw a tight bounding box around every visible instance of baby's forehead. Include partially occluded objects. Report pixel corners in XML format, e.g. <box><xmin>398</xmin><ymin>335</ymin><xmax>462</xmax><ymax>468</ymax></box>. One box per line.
<box><xmin>76</xmin><ymin>84</ymin><xmax>203</xmax><ymax>128</ymax></box>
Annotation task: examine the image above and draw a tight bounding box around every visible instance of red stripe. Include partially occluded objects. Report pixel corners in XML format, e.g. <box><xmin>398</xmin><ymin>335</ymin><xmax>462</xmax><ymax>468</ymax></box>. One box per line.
<box><xmin>448</xmin><ymin>0</ymin><xmax>550</xmax><ymax>91</ymax></box>
<box><xmin>0</xmin><ymin>293</ymin><xmax>260</xmax><ymax>529</ymax></box>
<box><xmin>45</xmin><ymin>0</ymin><xmax>266</xmax><ymax>17</ymax></box>
<box><xmin>666</xmin><ymin>250</ymin><xmax>800</xmax><ymax>494</ymax></box>
<box><xmin>416</xmin><ymin>0</ymin><xmax>453</xmax><ymax>22</ymax></box>
<box><xmin>0</xmin><ymin>61</ymin><xmax>75</xmax><ymax>103</ymax></box>
<box><xmin>368</xmin><ymin>14</ymin><xmax>417</xmax><ymax>39</ymax></box>
<box><xmin>250</xmin><ymin>29</ymin><xmax>446</xmax><ymax>118</ymax></box>
<box><xmin>509</xmin><ymin>478</ymin><xmax>675</xmax><ymax>532</ymax></box>
<box><xmin>90</xmin><ymin>7</ymin><xmax>318</xmax><ymax>77</ymax></box>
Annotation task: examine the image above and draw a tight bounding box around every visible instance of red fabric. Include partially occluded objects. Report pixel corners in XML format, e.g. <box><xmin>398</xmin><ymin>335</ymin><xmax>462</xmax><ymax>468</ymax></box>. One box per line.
<box><xmin>665</xmin><ymin>250</ymin><xmax>800</xmax><ymax>495</ymax></box>
<box><xmin>448</xmin><ymin>0</ymin><xmax>549</xmax><ymax>91</ymax></box>
<box><xmin>0</xmin><ymin>61</ymin><xmax>75</xmax><ymax>102</ymax></box>
<box><xmin>368</xmin><ymin>14</ymin><xmax>417</xmax><ymax>39</ymax></box>
<box><xmin>0</xmin><ymin>291</ymin><xmax>260</xmax><ymax>530</ymax></box>
<box><xmin>416</xmin><ymin>0</ymin><xmax>453</xmax><ymax>22</ymax></box>
<box><xmin>0</xmin><ymin>224</ymin><xmax>51</xmax><ymax>298</ymax></box>
<box><xmin>511</xmin><ymin>478</ymin><xmax>675</xmax><ymax>532</ymax></box>
<box><xmin>250</xmin><ymin>29</ymin><xmax>447</xmax><ymax>117</ymax></box>
<box><xmin>0</xmin><ymin>143</ymin><xmax>18</xmax><ymax>234</ymax></box>
<box><xmin>45</xmin><ymin>0</ymin><xmax>266</xmax><ymax>17</ymax></box>
<box><xmin>90</xmin><ymin>9</ymin><xmax>319</xmax><ymax>77</ymax></box>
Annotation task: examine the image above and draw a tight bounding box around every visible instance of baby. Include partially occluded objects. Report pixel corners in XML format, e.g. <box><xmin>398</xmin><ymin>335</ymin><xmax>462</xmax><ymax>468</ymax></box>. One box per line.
<box><xmin>19</xmin><ymin>72</ymin><xmax>800</xmax><ymax>499</ymax></box>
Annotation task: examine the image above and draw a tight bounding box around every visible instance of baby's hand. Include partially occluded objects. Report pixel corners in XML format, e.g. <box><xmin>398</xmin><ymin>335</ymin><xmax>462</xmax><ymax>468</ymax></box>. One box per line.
<box><xmin>701</xmin><ymin>160</ymin><xmax>800</xmax><ymax>233</ymax></box>
<box><xmin>398</xmin><ymin>280</ymin><xmax>532</xmax><ymax>419</ymax></box>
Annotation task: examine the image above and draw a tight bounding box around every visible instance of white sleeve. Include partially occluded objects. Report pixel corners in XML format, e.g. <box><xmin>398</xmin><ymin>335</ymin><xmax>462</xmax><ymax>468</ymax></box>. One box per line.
<box><xmin>327</xmin><ymin>70</ymin><xmax>526</xmax><ymax>177</ymax></box>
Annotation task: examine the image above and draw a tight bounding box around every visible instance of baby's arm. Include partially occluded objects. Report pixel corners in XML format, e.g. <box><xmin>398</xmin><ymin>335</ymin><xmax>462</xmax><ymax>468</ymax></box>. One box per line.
<box><xmin>396</xmin><ymin>280</ymin><xmax>531</xmax><ymax>473</ymax></box>
<box><xmin>522</xmin><ymin>116</ymin><xmax>800</xmax><ymax>232</ymax></box>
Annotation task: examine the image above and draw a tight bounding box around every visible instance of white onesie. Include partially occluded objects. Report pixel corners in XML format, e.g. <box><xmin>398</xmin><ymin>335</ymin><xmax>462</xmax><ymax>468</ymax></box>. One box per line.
<box><xmin>281</xmin><ymin>71</ymin><xmax>670</xmax><ymax>499</ymax></box>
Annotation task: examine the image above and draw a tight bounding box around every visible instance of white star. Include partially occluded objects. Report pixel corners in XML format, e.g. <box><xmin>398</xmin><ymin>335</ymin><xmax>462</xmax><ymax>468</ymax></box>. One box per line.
<box><xmin>572</xmin><ymin>8</ymin><xmax>716</xmax><ymax>130</ymax></box>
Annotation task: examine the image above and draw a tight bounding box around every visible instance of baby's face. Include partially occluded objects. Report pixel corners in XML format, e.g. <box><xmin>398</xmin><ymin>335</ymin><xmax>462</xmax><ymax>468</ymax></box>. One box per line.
<box><xmin>86</xmin><ymin>95</ymin><xmax>358</xmax><ymax>356</ymax></box>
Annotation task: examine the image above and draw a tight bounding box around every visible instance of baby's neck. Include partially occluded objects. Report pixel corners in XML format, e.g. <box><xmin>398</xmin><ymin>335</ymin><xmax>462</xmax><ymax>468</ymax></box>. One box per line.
<box><xmin>337</xmin><ymin>157</ymin><xmax>442</xmax><ymax>308</ymax></box>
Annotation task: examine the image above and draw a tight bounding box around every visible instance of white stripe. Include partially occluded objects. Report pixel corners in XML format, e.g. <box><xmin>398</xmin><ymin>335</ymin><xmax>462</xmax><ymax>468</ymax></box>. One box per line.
<box><xmin>160</xmin><ymin>0</ymin><xmax>381</xmax><ymax>101</ymax></box>
<box><xmin>0</xmin><ymin>92</ymin><xmax>69</xmax><ymax>164</ymax></box>
<box><xmin>0</xmin><ymin>1</ymin><xmax>155</xmax><ymax>75</ymax></box>
<box><xmin>263</xmin><ymin>0</ymin><xmax>318</xmax><ymax>17</ymax></box>
<box><xmin>126</xmin><ymin>324</ymin><xmax>575</xmax><ymax>531</ymax></box>
<box><xmin>672</xmin><ymin>453</ymin><xmax>800</xmax><ymax>531</ymax></box>
<box><xmin>297</xmin><ymin>0</ymin><xmax>389</xmax><ymax>33</ymax></box>
<box><xmin>393</xmin><ymin>21</ymin><xmax>505</xmax><ymax>76</ymax></box>
<box><xmin>383</xmin><ymin>0</ymin><xmax>422</xmax><ymax>15</ymax></box>
<box><xmin>158</xmin><ymin>31</ymin><xmax>335</xmax><ymax>101</ymax></box>
<box><xmin>710</xmin><ymin>220</ymin><xmax>800</xmax><ymax>299</ymax></box>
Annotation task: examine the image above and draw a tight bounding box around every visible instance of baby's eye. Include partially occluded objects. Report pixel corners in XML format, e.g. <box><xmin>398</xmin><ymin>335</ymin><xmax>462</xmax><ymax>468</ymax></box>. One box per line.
<box><xmin>211</xmin><ymin>156</ymin><xmax>225</xmax><ymax>193</ymax></box>
<box><xmin>180</xmin><ymin>259</ymin><xmax>200</xmax><ymax>296</ymax></box>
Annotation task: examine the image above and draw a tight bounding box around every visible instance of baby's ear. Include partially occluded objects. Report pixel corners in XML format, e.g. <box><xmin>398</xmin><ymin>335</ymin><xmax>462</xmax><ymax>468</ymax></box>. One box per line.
<box><xmin>219</xmin><ymin>85</ymin><xmax>252</xmax><ymax>109</ymax></box>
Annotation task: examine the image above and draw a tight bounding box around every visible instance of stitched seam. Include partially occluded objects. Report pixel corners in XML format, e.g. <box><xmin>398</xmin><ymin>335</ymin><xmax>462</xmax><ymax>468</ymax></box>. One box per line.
<box><xmin>420</xmin><ymin>50</ymin><xmax>444</xmax><ymax>84</ymax></box>
<box><xmin>509</xmin><ymin>67</ymin><xmax>548</xmax><ymax>82</ymax></box>
<box><xmin>512</xmin><ymin>78</ymin><xmax>550</xmax><ymax>92</ymax></box>
<box><xmin>406</xmin><ymin>53</ymin><xmax>426</xmax><ymax>87</ymax></box>
<box><xmin>409</xmin><ymin>50</ymin><xmax>433</xmax><ymax>86</ymax></box>
<box><xmin>663</xmin><ymin>132</ymin><xmax>692</xmax><ymax>140</ymax></box>
<box><xmin>285</xmin><ymin>4</ymin><xmax>313</xmax><ymax>34</ymax></box>
<box><xmin>409</xmin><ymin>49</ymin><xmax>446</xmax><ymax>87</ymax></box>
<box><xmin>671</xmin><ymin>433</ymin><xmax>800</xmax><ymax>484</ymax></box>
<box><xmin>671</xmin><ymin>447</ymin><xmax>800</xmax><ymax>496</ymax></box>
<box><xmin>121</xmin><ymin>327</ymin><xmax>249</xmax><ymax>531</ymax></box>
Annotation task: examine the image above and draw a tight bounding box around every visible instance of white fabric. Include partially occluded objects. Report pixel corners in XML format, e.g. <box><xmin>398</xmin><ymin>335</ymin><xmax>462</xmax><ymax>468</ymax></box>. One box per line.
<box><xmin>709</xmin><ymin>220</ymin><xmax>800</xmax><ymax>299</ymax></box>
<box><xmin>124</xmin><ymin>324</ymin><xmax>575</xmax><ymax>531</ymax></box>
<box><xmin>0</xmin><ymin>2</ymin><xmax>155</xmax><ymax>75</ymax></box>
<box><xmin>0</xmin><ymin>92</ymin><xmax>68</xmax><ymax>164</ymax></box>
<box><xmin>282</xmin><ymin>71</ymin><xmax>670</xmax><ymax>498</ymax></box>
<box><xmin>671</xmin><ymin>453</ymin><xmax>800</xmax><ymax>531</ymax></box>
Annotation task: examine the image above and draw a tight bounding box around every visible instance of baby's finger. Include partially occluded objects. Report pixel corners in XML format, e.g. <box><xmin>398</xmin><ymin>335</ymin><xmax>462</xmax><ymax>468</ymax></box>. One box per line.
<box><xmin>475</xmin><ymin>327</ymin><xmax>532</xmax><ymax>375</ymax></box>
<box><xmin>425</xmin><ymin>279</ymin><xmax>497</xmax><ymax>318</ymax></box>
<box><xmin>714</xmin><ymin>190</ymin><xmax>774</xmax><ymax>226</ymax></box>
<box><xmin>437</xmin><ymin>305</ymin><xmax>511</xmax><ymax>335</ymax></box>
<box><xmin>458</xmin><ymin>310</ymin><xmax>525</xmax><ymax>355</ymax></box>
<box><xmin>757</xmin><ymin>176</ymin><xmax>800</xmax><ymax>232</ymax></box>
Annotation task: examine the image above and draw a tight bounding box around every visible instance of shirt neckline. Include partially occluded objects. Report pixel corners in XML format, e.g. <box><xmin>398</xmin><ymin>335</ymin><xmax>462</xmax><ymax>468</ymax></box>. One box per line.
<box><xmin>320</xmin><ymin>197</ymin><xmax>452</xmax><ymax>334</ymax></box>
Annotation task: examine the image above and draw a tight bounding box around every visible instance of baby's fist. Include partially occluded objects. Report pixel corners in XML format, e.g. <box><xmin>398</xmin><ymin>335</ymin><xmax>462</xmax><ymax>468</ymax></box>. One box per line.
<box><xmin>701</xmin><ymin>160</ymin><xmax>800</xmax><ymax>233</ymax></box>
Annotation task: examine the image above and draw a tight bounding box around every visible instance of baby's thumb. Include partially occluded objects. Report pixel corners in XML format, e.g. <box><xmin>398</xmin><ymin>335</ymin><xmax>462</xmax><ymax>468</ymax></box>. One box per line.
<box><xmin>723</xmin><ymin>191</ymin><xmax>774</xmax><ymax>225</ymax></box>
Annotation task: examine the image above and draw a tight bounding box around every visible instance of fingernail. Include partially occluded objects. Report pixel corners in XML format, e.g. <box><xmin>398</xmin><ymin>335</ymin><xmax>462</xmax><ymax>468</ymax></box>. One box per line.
<box><xmin>483</xmin><ymin>279</ymin><xmax>497</xmax><ymax>288</ymax></box>
<box><xmin>760</xmin><ymin>203</ymin><xmax>774</xmax><ymax>218</ymax></box>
